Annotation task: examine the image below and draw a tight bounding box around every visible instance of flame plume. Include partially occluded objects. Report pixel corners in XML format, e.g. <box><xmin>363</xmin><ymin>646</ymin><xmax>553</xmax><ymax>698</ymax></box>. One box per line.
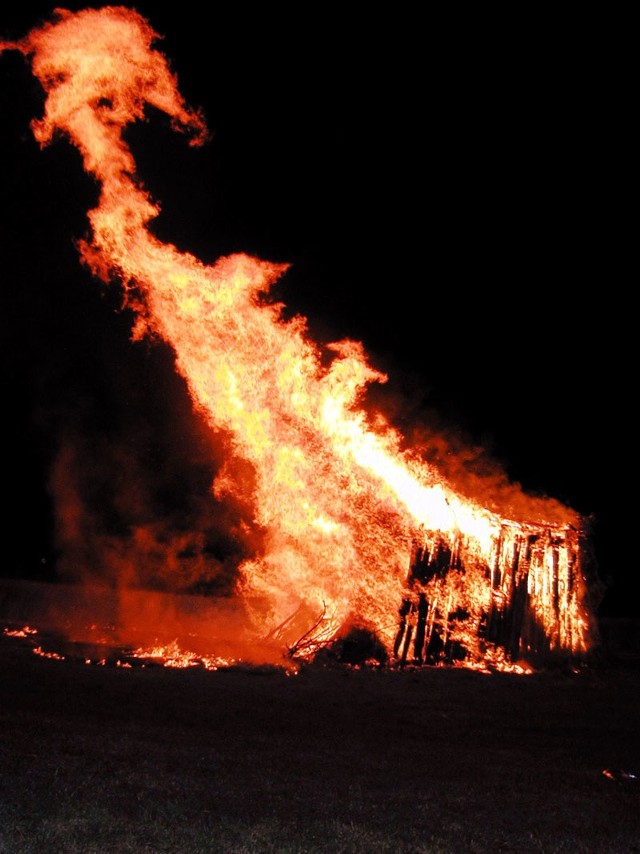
<box><xmin>1</xmin><ymin>7</ymin><xmax>598</xmax><ymax>667</ymax></box>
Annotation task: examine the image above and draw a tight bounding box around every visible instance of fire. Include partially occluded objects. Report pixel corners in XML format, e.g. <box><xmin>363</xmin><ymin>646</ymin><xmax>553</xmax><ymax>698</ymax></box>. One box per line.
<box><xmin>3</xmin><ymin>626</ymin><xmax>38</xmax><ymax>638</ymax></box>
<box><xmin>0</xmin><ymin>8</ymin><xmax>599</xmax><ymax>670</ymax></box>
<box><xmin>33</xmin><ymin>646</ymin><xmax>65</xmax><ymax>661</ymax></box>
<box><xmin>128</xmin><ymin>640</ymin><xmax>234</xmax><ymax>670</ymax></box>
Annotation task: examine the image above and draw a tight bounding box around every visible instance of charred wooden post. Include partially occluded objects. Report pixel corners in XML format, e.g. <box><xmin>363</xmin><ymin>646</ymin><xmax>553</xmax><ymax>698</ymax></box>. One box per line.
<box><xmin>393</xmin><ymin>598</ymin><xmax>411</xmax><ymax>659</ymax></box>
<box><xmin>413</xmin><ymin>593</ymin><xmax>429</xmax><ymax>664</ymax></box>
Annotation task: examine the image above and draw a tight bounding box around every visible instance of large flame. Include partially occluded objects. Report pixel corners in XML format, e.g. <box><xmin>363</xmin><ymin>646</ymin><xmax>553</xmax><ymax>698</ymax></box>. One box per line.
<box><xmin>1</xmin><ymin>7</ymin><xmax>598</xmax><ymax>666</ymax></box>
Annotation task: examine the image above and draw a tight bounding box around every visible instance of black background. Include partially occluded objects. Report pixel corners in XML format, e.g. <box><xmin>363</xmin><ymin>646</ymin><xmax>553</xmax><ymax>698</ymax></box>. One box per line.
<box><xmin>1</xmin><ymin>4</ymin><xmax>633</xmax><ymax>614</ymax></box>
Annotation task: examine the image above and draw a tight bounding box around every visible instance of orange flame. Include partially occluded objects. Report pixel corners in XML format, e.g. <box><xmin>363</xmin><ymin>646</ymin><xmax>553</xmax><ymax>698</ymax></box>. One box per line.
<box><xmin>128</xmin><ymin>640</ymin><xmax>234</xmax><ymax>670</ymax></box>
<box><xmin>1</xmin><ymin>8</ymin><xmax>598</xmax><ymax>668</ymax></box>
<box><xmin>3</xmin><ymin>626</ymin><xmax>38</xmax><ymax>638</ymax></box>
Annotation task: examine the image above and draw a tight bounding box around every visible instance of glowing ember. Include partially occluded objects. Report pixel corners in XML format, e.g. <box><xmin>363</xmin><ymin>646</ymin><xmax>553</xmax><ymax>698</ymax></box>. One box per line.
<box><xmin>3</xmin><ymin>626</ymin><xmax>38</xmax><ymax>638</ymax></box>
<box><xmin>33</xmin><ymin>646</ymin><xmax>65</xmax><ymax>661</ymax></box>
<box><xmin>128</xmin><ymin>640</ymin><xmax>234</xmax><ymax>670</ymax></box>
<box><xmin>0</xmin><ymin>8</ymin><xmax>600</xmax><ymax>670</ymax></box>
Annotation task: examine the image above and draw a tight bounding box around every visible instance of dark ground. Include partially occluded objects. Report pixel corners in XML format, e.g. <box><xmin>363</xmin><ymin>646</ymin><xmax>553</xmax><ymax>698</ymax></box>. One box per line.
<box><xmin>1</xmin><ymin>588</ymin><xmax>639</xmax><ymax>853</ymax></box>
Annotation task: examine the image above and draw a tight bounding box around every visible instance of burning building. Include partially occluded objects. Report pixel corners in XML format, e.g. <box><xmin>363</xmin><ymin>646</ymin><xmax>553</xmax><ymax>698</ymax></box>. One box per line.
<box><xmin>393</xmin><ymin>521</ymin><xmax>597</xmax><ymax>670</ymax></box>
<box><xmin>0</xmin><ymin>7</ymin><xmax>601</xmax><ymax>672</ymax></box>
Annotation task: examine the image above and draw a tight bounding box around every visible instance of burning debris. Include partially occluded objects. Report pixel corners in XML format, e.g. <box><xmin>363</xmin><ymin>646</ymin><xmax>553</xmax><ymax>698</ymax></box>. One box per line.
<box><xmin>0</xmin><ymin>7</ymin><xmax>601</xmax><ymax>672</ymax></box>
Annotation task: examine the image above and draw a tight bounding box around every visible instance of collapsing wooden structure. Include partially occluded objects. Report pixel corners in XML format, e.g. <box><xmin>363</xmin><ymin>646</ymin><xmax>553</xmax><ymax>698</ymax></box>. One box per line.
<box><xmin>393</xmin><ymin>521</ymin><xmax>601</xmax><ymax>669</ymax></box>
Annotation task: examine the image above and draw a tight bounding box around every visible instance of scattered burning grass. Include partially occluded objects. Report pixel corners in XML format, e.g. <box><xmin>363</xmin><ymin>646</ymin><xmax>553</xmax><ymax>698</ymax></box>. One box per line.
<box><xmin>1</xmin><ymin>629</ymin><xmax>639</xmax><ymax>853</ymax></box>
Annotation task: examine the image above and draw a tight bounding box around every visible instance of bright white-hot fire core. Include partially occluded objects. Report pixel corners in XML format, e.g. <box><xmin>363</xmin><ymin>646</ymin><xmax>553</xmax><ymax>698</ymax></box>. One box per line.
<box><xmin>0</xmin><ymin>7</ymin><xmax>599</xmax><ymax>669</ymax></box>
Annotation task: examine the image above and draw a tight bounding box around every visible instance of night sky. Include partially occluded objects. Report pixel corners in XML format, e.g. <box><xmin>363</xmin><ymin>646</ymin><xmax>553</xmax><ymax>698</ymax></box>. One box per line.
<box><xmin>1</xmin><ymin>4</ymin><xmax>632</xmax><ymax>615</ymax></box>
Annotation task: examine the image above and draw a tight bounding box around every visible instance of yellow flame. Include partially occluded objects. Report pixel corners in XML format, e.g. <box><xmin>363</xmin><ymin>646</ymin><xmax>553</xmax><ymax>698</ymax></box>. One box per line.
<box><xmin>1</xmin><ymin>8</ymin><xmax>596</xmax><ymax>668</ymax></box>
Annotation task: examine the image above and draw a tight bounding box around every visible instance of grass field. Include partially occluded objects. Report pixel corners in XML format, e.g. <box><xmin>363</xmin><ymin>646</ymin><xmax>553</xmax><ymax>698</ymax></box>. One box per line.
<box><xmin>1</xmin><ymin>621</ymin><xmax>639</xmax><ymax>854</ymax></box>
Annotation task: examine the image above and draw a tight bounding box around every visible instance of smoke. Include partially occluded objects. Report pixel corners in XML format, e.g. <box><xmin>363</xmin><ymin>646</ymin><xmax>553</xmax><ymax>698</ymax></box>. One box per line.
<box><xmin>45</xmin><ymin>358</ymin><xmax>264</xmax><ymax>595</ymax></box>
